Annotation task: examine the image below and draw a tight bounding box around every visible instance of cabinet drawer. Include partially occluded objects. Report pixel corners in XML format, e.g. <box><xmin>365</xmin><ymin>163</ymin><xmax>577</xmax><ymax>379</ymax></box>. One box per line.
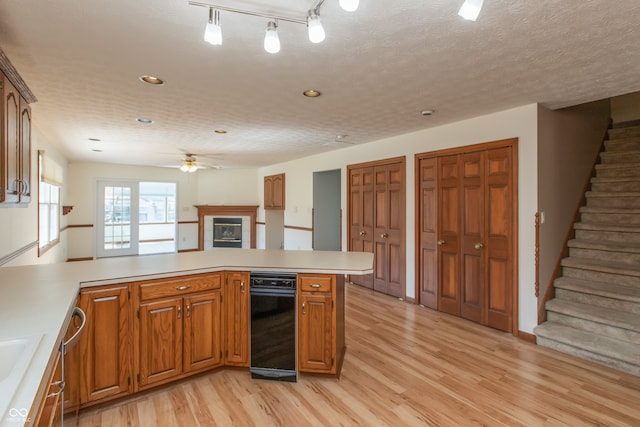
<box><xmin>139</xmin><ymin>274</ymin><xmax>221</xmax><ymax>300</ymax></box>
<box><xmin>299</xmin><ymin>275</ymin><xmax>333</xmax><ymax>292</ymax></box>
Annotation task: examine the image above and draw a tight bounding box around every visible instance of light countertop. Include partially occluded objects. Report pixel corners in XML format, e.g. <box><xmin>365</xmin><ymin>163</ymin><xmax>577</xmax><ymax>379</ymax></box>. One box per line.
<box><xmin>0</xmin><ymin>249</ymin><xmax>373</xmax><ymax>426</ymax></box>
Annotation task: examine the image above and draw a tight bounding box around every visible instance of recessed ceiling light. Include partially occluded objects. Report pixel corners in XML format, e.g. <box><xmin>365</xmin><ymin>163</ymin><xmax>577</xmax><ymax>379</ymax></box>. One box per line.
<box><xmin>88</xmin><ymin>137</ymin><xmax>101</xmax><ymax>142</ymax></box>
<box><xmin>136</xmin><ymin>117</ymin><xmax>154</xmax><ymax>124</ymax></box>
<box><xmin>421</xmin><ymin>109</ymin><xmax>435</xmax><ymax>116</ymax></box>
<box><xmin>214</xmin><ymin>129</ymin><xmax>227</xmax><ymax>134</ymax></box>
<box><xmin>139</xmin><ymin>75</ymin><xmax>164</xmax><ymax>85</ymax></box>
<box><xmin>303</xmin><ymin>89</ymin><xmax>321</xmax><ymax>98</ymax></box>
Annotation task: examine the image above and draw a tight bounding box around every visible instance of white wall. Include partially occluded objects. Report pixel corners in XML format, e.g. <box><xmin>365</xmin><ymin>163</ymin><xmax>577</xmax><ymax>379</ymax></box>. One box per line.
<box><xmin>259</xmin><ymin>104</ymin><xmax>539</xmax><ymax>333</ymax></box>
<box><xmin>66</xmin><ymin>163</ymin><xmax>259</xmax><ymax>259</ymax></box>
<box><xmin>0</xmin><ymin>125</ymin><xmax>68</xmax><ymax>266</ymax></box>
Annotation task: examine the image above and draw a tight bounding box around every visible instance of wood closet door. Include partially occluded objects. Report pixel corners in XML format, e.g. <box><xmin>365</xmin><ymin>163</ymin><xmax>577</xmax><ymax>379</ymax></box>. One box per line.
<box><xmin>373</xmin><ymin>163</ymin><xmax>404</xmax><ymax>297</ymax></box>
<box><xmin>418</xmin><ymin>157</ymin><xmax>438</xmax><ymax>308</ymax></box>
<box><xmin>348</xmin><ymin>166</ymin><xmax>374</xmax><ymax>289</ymax></box>
<box><xmin>485</xmin><ymin>147</ymin><xmax>513</xmax><ymax>332</ymax></box>
<box><xmin>438</xmin><ymin>155</ymin><xmax>461</xmax><ymax>315</ymax></box>
<box><xmin>460</xmin><ymin>151</ymin><xmax>484</xmax><ymax>323</ymax></box>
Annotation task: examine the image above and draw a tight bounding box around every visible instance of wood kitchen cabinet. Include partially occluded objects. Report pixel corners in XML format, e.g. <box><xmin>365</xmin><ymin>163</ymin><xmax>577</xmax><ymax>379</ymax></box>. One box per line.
<box><xmin>33</xmin><ymin>348</ymin><xmax>63</xmax><ymax>427</ymax></box>
<box><xmin>298</xmin><ymin>274</ymin><xmax>346</xmax><ymax>375</ymax></box>
<box><xmin>224</xmin><ymin>271</ymin><xmax>250</xmax><ymax>366</ymax></box>
<box><xmin>77</xmin><ymin>284</ymin><xmax>132</xmax><ymax>405</ymax></box>
<box><xmin>137</xmin><ymin>273</ymin><xmax>223</xmax><ymax>389</ymax></box>
<box><xmin>264</xmin><ymin>173</ymin><xmax>285</xmax><ymax>210</ymax></box>
<box><xmin>1</xmin><ymin>71</ymin><xmax>31</xmax><ymax>204</ymax></box>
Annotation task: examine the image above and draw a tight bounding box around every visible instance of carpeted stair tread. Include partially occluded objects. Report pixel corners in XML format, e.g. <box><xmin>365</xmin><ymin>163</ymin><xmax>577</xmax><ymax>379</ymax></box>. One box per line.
<box><xmin>574</xmin><ymin>222</ymin><xmax>640</xmax><ymax>233</ymax></box>
<box><xmin>554</xmin><ymin>277</ymin><xmax>640</xmax><ymax>303</ymax></box>
<box><xmin>568</xmin><ymin>238</ymin><xmax>640</xmax><ymax>254</ymax></box>
<box><xmin>545</xmin><ymin>299</ymin><xmax>640</xmax><ymax>331</ymax></box>
<box><xmin>585</xmin><ymin>191</ymin><xmax>640</xmax><ymax>198</ymax></box>
<box><xmin>561</xmin><ymin>257</ymin><xmax>640</xmax><ymax>278</ymax></box>
<box><xmin>591</xmin><ymin>176</ymin><xmax>640</xmax><ymax>183</ymax></box>
<box><xmin>534</xmin><ymin>323</ymin><xmax>640</xmax><ymax>366</ymax></box>
<box><xmin>580</xmin><ymin>206</ymin><xmax>640</xmax><ymax>214</ymax></box>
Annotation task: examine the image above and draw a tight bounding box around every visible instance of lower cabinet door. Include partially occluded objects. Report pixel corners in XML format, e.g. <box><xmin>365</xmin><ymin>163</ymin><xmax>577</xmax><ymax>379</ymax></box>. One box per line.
<box><xmin>79</xmin><ymin>285</ymin><xmax>132</xmax><ymax>403</ymax></box>
<box><xmin>139</xmin><ymin>297</ymin><xmax>183</xmax><ymax>387</ymax></box>
<box><xmin>183</xmin><ymin>291</ymin><xmax>223</xmax><ymax>373</ymax></box>
<box><xmin>224</xmin><ymin>272</ymin><xmax>250</xmax><ymax>366</ymax></box>
<box><xmin>299</xmin><ymin>292</ymin><xmax>334</xmax><ymax>373</ymax></box>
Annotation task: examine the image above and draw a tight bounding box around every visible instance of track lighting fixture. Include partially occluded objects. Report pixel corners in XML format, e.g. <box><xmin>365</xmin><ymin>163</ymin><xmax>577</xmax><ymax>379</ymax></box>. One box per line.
<box><xmin>264</xmin><ymin>21</ymin><xmax>281</xmax><ymax>54</ymax></box>
<box><xmin>190</xmin><ymin>1</ymin><xmax>485</xmax><ymax>54</ymax></box>
<box><xmin>458</xmin><ymin>0</ymin><xmax>484</xmax><ymax>21</ymax></box>
<box><xmin>307</xmin><ymin>9</ymin><xmax>325</xmax><ymax>44</ymax></box>
<box><xmin>339</xmin><ymin>0</ymin><xmax>359</xmax><ymax>12</ymax></box>
<box><xmin>204</xmin><ymin>8</ymin><xmax>222</xmax><ymax>45</ymax></box>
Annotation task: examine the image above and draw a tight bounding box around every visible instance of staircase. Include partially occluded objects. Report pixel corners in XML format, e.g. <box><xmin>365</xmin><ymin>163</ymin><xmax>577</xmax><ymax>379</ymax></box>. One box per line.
<box><xmin>535</xmin><ymin>122</ymin><xmax>640</xmax><ymax>376</ymax></box>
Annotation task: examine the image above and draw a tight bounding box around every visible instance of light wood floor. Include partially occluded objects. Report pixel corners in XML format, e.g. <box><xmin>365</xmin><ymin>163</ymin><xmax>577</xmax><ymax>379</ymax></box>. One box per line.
<box><xmin>68</xmin><ymin>283</ymin><xmax>640</xmax><ymax>426</ymax></box>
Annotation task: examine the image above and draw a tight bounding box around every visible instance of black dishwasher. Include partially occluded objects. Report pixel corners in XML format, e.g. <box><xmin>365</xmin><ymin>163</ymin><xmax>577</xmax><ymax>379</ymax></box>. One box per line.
<box><xmin>250</xmin><ymin>272</ymin><xmax>297</xmax><ymax>382</ymax></box>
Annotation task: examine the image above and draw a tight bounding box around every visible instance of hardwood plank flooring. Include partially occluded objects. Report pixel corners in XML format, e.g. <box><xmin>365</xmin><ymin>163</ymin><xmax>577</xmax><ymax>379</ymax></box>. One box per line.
<box><xmin>68</xmin><ymin>283</ymin><xmax>640</xmax><ymax>426</ymax></box>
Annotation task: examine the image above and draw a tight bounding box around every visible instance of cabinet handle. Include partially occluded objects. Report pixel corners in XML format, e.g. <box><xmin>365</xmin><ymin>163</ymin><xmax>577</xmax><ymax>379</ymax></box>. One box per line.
<box><xmin>437</xmin><ymin>240</ymin><xmax>446</xmax><ymax>246</ymax></box>
<box><xmin>240</xmin><ymin>281</ymin><xmax>245</xmax><ymax>294</ymax></box>
<box><xmin>186</xmin><ymin>304</ymin><xmax>191</xmax><ymax>318</ymax></box>
<box><xmin>176</xmin><ymin>285</ymin><xmax>191</xmax><ymax>291</ymax></box>
<box><xmin>310</xmin><ymin>283</ymin><xmax>321</xmax><ymax>288</ymax></box>
<box><xmin>302</xmin><ymin>302</ymin><xmax>306</xmax><ymax>315</ymax></box>
<box><xmin>47</xmin><ymin>380</ymin><xmax>65</xmax><ymax>398</ymax></box>
<box><xmin>177</xmin><ymin>305</ymin><xmax>181</xmax><ymax>319</ymax></box>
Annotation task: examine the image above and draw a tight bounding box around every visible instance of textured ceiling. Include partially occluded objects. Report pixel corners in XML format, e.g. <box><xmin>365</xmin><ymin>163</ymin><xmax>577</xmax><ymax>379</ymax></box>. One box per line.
<box><xmin>0</xmin><ymin>0</ymin><xmax>639</xmax><ymax>169</ymax></box>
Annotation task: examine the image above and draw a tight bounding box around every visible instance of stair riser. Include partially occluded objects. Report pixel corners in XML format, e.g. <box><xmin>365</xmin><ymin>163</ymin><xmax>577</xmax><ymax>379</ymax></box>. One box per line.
<box><xmin>562</xmin><ymin>266</ymin><xmax>640</xmax><ymax>287</ymax></box>
<box><xmin>579</xmin><ymin>212</ymin><xmax>640</xmax><ymax>225</ymax></box>
<box><xmin>600</xmin><ymin>152</ymin><xmax>640</xmax><ymax>163</ymax></box>
<box><xmin>568</xmin><ymin>247</ymin><xmax>640</xmax><ymax>265</ymax></box>
<box><xmin>555</xmin><ymin>288</ymin><xmax>640</xmax><ymax>314</ymax></box>
<box><xmin>536</xmin><ymin>337</ymin><xmax>640</xmax><ymax>376</ymax></box>
<box><xmin>604</xmin><ymin>139</ymin><xmax>640</xmax><ymax>152</ymax></box>
<box><xmin>590</xmin><ymin>181</ymin><xmax>640</xmax><ymax>192</ymax></box>
<box><xmin>594</xmin><ymin>167</ymin><xmax>640</xmax><ymax>178</ymax></box>
<box><xmin>547</xmin><ymin>312</ymin><xmax>640</xmax><ymax>344</ymax></box>
<box><xmin>609</xmin><ymin>127</ymin><xmax>640</xmax><ymax>139</ymax></box>
<box><xmin>575</xmin><ymin>229</ymin><xmax>640</xmax><ymax>244</ymax></box>
<box><xmin>586</xmin><ymin>196</ymin><xmax>640</xmax><ymax>208</ymax></box>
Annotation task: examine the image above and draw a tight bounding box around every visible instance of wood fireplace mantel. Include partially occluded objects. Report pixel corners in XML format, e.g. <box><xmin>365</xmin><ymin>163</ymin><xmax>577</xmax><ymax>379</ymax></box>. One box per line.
<box><xmin>195</xmin><ymin>205</ymin><xmax>259</xmax><ymax>250</ymax></box>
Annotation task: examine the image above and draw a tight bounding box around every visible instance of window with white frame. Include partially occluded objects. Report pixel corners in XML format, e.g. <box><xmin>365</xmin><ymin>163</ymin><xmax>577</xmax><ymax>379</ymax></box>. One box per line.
<box><xmin>38</xmin><ymin>151</ymin><xmax>61</xmax><ymax>254</ymax></box>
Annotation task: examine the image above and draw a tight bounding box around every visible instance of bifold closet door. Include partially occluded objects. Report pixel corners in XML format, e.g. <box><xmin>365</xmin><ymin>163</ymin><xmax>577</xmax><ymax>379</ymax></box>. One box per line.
<box><xmin>349</xmin><ymin>166</ymin><xmax>374</xmax><ymax>289</ymax></box>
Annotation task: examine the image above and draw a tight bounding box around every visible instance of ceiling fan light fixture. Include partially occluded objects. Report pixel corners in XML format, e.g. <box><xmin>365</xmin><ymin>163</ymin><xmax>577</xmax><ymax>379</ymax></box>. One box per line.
<box><xmin>264</xmin><ymin>20</ymin><xmax>280</xmax><ymax>53</ymax></box>
<box><xmin>307</xmin><ymin>10</ymin><xmax>325</xmax><ymax>43</ymax></box>
<box><xmin>180</xmin><ymin>158</ymin><xmax>198</xmax><ymax>173</ymax></box>
<box><xmin>204</xmin><ymin>8</ymin><xmax>222</xmax><ymax>45</ymax></box>
<box><xmin>339</xmin><ymin>0</ymin><xmax>359</xmax><ymax>12</ymax></box>
<box><xmin>458</xmin><ymin>0</ymin><xmax>484</xmax><ymax>21</ymax></box>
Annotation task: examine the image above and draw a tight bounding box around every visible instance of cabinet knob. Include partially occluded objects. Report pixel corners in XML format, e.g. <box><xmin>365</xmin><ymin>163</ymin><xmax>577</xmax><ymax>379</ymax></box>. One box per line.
<box><xmin>437</xmin><ymin>240</ymin><xmax>445</xmax><ymax>246</ymax></box>
<box><xmin>380</xmin><ymin>233</ymin><xmax>388</xmax><ymax>239</ymax></box>
<box><xmin>475</xmin><ymin>243</ymin><xmax>484</xmax><ymax>250</ymax></box>
<box><xmin>359</xmin><ymin>230</ymin><xmax>367</xmax><ymax>237</ymax></box>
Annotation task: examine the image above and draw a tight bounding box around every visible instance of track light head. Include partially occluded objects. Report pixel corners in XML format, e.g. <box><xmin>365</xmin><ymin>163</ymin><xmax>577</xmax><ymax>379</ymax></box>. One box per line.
<box><xmin>204</xmin><ymin>8</ymin><xmax>222</xmax><ymax>45</ymax></box>
<box><xmin>458</xmin><ymin>0</ymin><xmax>484</xmax><ymax>21</ymax></box>
<box><xmin>307</xmin><ymin>9</ymin><xmax>325</xmax><ymax>43</ymax></box>
<box><xmin>339</xmin><ymin>0</ymin><xmax>360</xmax><ymax>12</ymax></box>
<box><xmin>264</xmin><ymin>21</ymin><xmax>280</xmax><ymax>54</ymax></box>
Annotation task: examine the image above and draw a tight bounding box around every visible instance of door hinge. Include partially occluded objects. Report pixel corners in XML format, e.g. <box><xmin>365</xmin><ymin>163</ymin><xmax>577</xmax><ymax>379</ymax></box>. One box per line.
<box><xmin>137</xmin><ymin>373</ymin><xmax>140</xmax><ymax>383</ymax></box>
<box><xmin>331</xmin><ymin>357</ymin><xmax>334</xmax><ymax>367</ymax></box>
<box><xmin>128</xmin><ymin>376</ymin><xmax>131</xmax><ymax>385</ymax></box>
<box><xmin>137</xmin><ymin>310</ymin><xmax>140</xmax><ymax>319</ymax></box>
<box><xmin>332</xmin><ymin>300</ymin><xmax>334</xmax><ymax>310</ymax></box>
<box><xmin>128</xmin><ymin>290</ymin><xmax>131</xmax><ymax>299</ymax></box>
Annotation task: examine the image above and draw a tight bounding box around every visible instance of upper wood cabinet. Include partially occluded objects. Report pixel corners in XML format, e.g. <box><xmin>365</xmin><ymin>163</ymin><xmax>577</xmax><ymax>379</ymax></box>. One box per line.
<box><xmin>224</xmin><ymin>271</ymin><xmax>250</xmax><ymax>366</ymax></box>
<box><xmin>264</xmin><ymin>173</ymin><xmax>285</xmax><ymax>210</ymax></box>
<box><xmin>1</xmin><ymin>71</ymin><xmax>31</xmax><ymax>204</ymax></box>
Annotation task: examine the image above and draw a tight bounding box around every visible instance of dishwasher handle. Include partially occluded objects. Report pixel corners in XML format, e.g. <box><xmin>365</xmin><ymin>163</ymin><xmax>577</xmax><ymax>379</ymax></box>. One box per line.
<box><xmin>64</xmin><ymin>307</ymin><xmax>86</xmax><ymax>354</ymax></box>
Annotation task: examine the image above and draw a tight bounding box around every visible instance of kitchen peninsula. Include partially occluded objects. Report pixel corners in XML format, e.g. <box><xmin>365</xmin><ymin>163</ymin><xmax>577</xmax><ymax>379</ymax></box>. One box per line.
<box><xmin>0</xmin><ymin>249</ymin><xmax>373</xmax><ymax>426</ymax></box>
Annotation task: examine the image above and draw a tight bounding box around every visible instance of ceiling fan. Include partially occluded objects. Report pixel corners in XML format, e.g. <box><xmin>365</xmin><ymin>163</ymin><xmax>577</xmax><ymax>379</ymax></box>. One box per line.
<box><xmin>163</xmin><ymin>149</ymin><xmax>223</xmax><ymax>172</ymax></box>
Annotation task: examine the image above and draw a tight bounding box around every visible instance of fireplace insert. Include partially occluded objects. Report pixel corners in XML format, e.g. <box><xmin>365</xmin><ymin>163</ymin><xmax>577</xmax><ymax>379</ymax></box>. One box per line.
<box><xmin>213</xmin><ymin>217</ymin><xmax>242</xmax><ymax>248</ymax></box>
